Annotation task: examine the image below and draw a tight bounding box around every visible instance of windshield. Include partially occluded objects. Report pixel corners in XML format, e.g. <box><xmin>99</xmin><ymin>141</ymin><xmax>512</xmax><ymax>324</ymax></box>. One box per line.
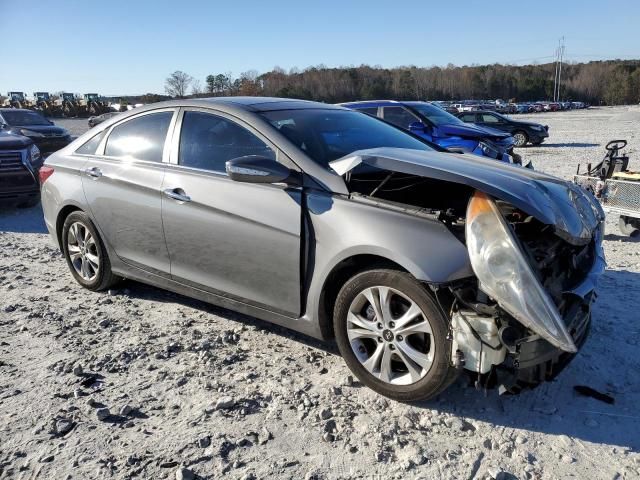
<box><xmin>407</xmin><ymin>102</ymin><xmax>464</xmax><ymax>126</ymax></box>
<box><xmin>1</xmin><ymin>110</ymin><xmax>50</xmax><ymax>126</ymax></box>
<box><xmin>260</xmin><ymin>109</ymin><xmax>433</xmax><ymax>167</ymax></box>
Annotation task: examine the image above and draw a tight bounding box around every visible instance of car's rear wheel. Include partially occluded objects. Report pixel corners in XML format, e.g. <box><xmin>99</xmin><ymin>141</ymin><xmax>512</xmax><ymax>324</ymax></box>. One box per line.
<box><xmin>333</xmin><ymin>269</ymin><xmax>457</xmax><ymax>401</ymax></box>
<box><xmin>61</xmin><ymin>211</ymin><xmax>119</xmax><ymax>291</ymax></box>
<box><xmin>619</xmin><ymin>216</ymin><xmax>640</xmax><ymax>237</ymax></box>
<box><xmin>513</xmin><ymin>131</ymin><xmax>528</xmax><ymax>147</ymax></box>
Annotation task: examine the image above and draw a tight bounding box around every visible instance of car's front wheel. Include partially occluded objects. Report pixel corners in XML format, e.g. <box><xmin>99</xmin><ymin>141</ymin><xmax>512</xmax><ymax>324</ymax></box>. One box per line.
<box><xmin>333</xmin><ymin>269</ymin><xmax>457</xmax><ymax>401</ymax></box>
<box><xmin>61</xmin><ymin>211</ymin><xmax>119</xmax><ymax>291</ymax></box>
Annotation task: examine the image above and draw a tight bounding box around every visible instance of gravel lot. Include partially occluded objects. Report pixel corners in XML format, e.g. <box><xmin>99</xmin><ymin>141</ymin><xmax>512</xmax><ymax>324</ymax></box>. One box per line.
<box><xmin>1</xmin><ymin>106</ymin><xmax>639</xmax><ymax>480</ymax></box>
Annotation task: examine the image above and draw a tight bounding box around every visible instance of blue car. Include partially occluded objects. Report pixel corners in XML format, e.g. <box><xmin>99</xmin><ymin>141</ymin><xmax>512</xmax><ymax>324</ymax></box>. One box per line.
<box><xmin>340</xmin><ymin>100</ymin><xmax>517</xmax><ymax>163</ymax></box>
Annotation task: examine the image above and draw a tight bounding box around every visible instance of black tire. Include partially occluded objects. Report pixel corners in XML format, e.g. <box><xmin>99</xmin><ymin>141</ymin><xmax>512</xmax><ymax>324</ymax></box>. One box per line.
<box><xmin>619</xmin><ymin>216</ymin><xmax>640</xmax><ymax>237</ymax></box>
<box><xmin>512</xmin><ymin>130</ymin><xmax>529</xmax><ymax>148</ymax></box>
<box><xmin>333</xmin><ymin>269</ymin><xmax>457</xmax><ymax>402</ymax></box>
<box><xmin>61</xmin><ymin>211</ymin><xmax>119</xmax><ymax>291</ymax></box>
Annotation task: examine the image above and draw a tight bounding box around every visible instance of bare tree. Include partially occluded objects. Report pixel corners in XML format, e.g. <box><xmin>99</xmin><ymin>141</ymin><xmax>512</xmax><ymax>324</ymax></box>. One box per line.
<box><xmin>191</xmin><ymin>79</ymin><xmax>203</xmax><ymax>96</ymax></box>
<box><xmin>165</xmin><ymin>71</ymin><xmax>193</xmax><ymax>98</ymax></box>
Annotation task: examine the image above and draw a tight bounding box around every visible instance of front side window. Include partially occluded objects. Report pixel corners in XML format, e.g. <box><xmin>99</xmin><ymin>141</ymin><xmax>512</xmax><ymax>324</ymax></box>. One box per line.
<box><xmin>480</xmin><ymin>113</ymin><xmax>500</xmax><ymax>123</ymax></box>
<box><xmin>381</xmin><ymin>106</ymin><xmax>418</xmax><ymax>129</ymax></box>
<box><xmin>104</xmin><ymin>111</ymin><xmax>173</xmax><ymax>162</ymax></box>
<box><xmin>261</xmin><ymin>109</ymin><xmax>433</xmax><ymax>168</ymax></box>
<box><xmin>460</xmin><ymin>113</ymin><xmax>477</xmax><ymax>122</ymax></box>
<box><xmin>406</xmin><ymin>102</ymin><xmax>464</xmax><ymax>126</ymax></box>
<box><xmin>178</xmin><ymin>111</ymin><xmax>275</xmax><ymax>173</ymax></box>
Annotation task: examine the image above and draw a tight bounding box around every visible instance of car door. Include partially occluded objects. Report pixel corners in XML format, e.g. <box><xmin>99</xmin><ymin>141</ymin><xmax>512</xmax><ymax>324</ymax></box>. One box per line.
<box><xmin>81</xmin><ymin>108</ymin><xmax>177</xmax><ymax>275</ymax></box>
<box><xmin>161</xmin><ymin>108</ymin><xmax>301</xmax><ymax>316</ymax></box>
<box><xmin>381</xmin><ymin>106</ymin><xmax>432</xmax><ymax>141</ymax></box>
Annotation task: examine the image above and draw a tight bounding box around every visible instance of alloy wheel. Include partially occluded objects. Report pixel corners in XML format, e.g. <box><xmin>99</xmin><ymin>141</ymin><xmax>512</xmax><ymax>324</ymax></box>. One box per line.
<box><xmin>67</xmin><ymin>221</ymin><xmax>100</xmax><ymax>281</ymax></box>
<box><xmin>346</xmin><ymin>286</ymin><xmax>435</xmax><ymax>385</ymax></box>
<box><xmin>513</xmin><ymin>132</ymin><xmax>527</xmax><ymax>147</ymax></box>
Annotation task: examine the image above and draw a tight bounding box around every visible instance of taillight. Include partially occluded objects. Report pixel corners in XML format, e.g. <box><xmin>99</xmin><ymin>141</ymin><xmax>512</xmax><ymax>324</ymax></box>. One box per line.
<box><xmin>39</xmin><ymin>165</ymin><xmax>55</xmax><ymax>184</ymax></box>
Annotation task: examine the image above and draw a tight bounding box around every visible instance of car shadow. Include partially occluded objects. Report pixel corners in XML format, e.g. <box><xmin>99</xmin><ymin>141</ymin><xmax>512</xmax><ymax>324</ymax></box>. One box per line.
<box><xmin>113</xmin><ymin>269</ymin><xmax>640</xmax><ymax>450</ymax></box>
<box><xmin>0</xmin><ymin>203</ymin><xmax>47</xmax><ymax>234</ymax></box>
<box><xmin>604</xmin><ymin>232</ymin><xmax>640</xmax><ymax>243</ymax></box>
<box><xmin>116</xmin><ymin>280</ymin><xmax>339</xmax><ymax>356</ymax></box>
<box><xmin>532</xmin><ymin>142</ymin><xmax>600</xmax><ymax>148</ymax></box>
<box><xmin>414</xmin><ymin>268</ymin><xmax>640</xmax><ymax>451</ymax></box>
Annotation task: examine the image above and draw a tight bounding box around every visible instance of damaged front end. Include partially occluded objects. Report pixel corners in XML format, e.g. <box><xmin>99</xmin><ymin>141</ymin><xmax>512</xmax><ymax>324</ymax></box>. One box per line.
<box><xmin>330</xmin><ymin>147</ymin><xmax>606</xmax><ymax>394</ymax></box>
<box><xmin>454</xmin><ymin>191</ymin><xmax>604</xmax><ymax>393</ymax></box>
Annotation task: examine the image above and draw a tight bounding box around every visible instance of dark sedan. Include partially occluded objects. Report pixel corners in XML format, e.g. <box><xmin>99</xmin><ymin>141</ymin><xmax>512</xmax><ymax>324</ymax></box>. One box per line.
<box><xmin>0</xmin><ymin>108</ymin><xmax>72</xmax><ymax>153</ymax></box>
<box><xmin>456</xmin><ymin>110</ymin><xmax>549</xmax><ymax>147</ymax></box>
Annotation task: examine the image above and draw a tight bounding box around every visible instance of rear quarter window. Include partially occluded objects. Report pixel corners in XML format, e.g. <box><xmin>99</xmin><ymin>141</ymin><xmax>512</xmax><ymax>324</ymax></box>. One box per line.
<box><xmin>75</xmin><ymin>130</ymin><xmax>107</xmax><ymax>155</ymax></box>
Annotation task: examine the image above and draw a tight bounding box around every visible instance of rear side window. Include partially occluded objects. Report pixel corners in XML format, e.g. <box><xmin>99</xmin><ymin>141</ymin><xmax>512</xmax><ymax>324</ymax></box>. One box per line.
<box><xmin>178</xmin><ymin>111</ymin><xmax>275</xmax><ymax>173</ymax></box>
<box><xmin>104</xmin><ymin>111</ymin><xmax>173</xmax><ymax>162</ymax></box>
<box><xmin>354</xmin><ymin>107</ymin><xmax>378</xmax><ymax>117</ymax></box>
<box><xmin>382</xmin><ymin>106</ymin><xmax>417</xmax><ymax>129</ymax></box>
<box><xmin>75</xmin><ymin>130</ymin><xmax>106</xmax><ymax>155</ymax></box>
<box><xmin>459</xmin><ymin>114</ymin><xmax>476</xmax><ymax>122</ymax></box>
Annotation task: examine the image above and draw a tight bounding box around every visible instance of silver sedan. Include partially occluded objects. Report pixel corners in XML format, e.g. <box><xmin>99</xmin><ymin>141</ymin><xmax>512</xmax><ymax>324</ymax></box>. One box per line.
<box><xmin>41</xmin><ymin>97</ymin><xmax>604</xmax><ymax>401</ymax></box>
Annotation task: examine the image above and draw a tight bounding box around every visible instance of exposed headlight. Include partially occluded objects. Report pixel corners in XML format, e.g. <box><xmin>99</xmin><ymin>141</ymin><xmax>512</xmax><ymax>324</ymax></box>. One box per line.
<box><xmin>465</xmin><ymin>192</ymin><xmax>577</xmax><ymax>353</ymax></box>
<box><xmin>478</xmin><ymin>141</ymin><xmax>500</xmax><ymax>159</ymax></box>
<box><xmin>29</xmin><ymin>144</ymin><xmax>41</xmax><ymax>163</ymax></box>
<box><xmin>20</xmin><ymin>128</ymin><xmax>45</xmax><ymax>137</ymax></box>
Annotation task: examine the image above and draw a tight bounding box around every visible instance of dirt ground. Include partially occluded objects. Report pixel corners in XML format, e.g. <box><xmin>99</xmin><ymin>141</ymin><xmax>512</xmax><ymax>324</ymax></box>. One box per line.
<box><xmin>1</xmin><ymin>106</ymin><xmax>639</xmax><ymax>480</ymax></box>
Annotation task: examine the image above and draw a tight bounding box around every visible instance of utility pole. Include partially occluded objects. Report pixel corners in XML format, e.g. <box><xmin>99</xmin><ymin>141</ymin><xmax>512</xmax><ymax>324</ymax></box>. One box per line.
<box><xmin>553</xmin><ymin>37</ymin><xmax>565</xmax><ymax>102</ymax></box>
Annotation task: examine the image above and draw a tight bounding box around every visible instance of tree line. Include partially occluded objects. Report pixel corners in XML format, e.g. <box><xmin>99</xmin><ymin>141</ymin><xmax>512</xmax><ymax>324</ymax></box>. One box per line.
<box><xmin>164</xmin><ymin>59</ymin><xmax>640</xmax><ymax>105</ymax></box>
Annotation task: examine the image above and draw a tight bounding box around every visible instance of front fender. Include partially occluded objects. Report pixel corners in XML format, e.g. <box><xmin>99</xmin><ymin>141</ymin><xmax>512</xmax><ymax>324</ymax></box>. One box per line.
<box><xmin>303</xmin><ymin>192</ymin><xmax>473</xmax><ymax>330</ymax></box>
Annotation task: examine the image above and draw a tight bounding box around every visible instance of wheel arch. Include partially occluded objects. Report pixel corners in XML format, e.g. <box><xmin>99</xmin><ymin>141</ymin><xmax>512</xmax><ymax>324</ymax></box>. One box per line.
<box><xmin>55</xmin><ymin>204</ymin><xmax>84</xmax><ymax>248</ymax></box>
<box><xmin>316</xmin><ymin>253</ymin><xmax>412</xmax><ymax>341</ymax></box>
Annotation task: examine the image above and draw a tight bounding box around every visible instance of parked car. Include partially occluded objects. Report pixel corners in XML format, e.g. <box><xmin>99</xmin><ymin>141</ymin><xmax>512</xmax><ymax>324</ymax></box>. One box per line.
<box><xmin>0</xmin><ymin>108</ymin><xmax>72</xmax><ymax>153</ymax></box>
<box><xmin>0</xmin><ymin>130</ymin><xmax>43</xmax><ymax>207</ymax></box>
<box><xmin>41</xmin><ymin>97</ymin><xmax>605</xmax><ymax>401</ymax></box>
<box><xmin>340</xmin><ymin>100</ymin><xmax>517</xmax><ymax>163</ymax></box>
<box><xmin>88</xmin><ymin>111</ymin><xmax>120</xmax><ymax>128</ymax></box>
<box><xmin>456</xmin><ymin>111</ymin><xmax>549</xmax><ymax>147</ymax></box>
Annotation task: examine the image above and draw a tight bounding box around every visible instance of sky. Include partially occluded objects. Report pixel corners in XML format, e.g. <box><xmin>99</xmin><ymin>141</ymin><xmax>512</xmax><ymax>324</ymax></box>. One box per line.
<box><xmin>1</xmin><ymin>0</ymin><xmax>639</xmax><ymax>96</ymax></box>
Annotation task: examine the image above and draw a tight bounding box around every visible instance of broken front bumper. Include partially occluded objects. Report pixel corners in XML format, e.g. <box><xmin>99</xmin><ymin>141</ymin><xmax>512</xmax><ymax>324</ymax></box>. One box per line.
<box><xmin>499</xmin><ymin>233</ymin><xmax>606</xmax><ymax>394</ymax></box>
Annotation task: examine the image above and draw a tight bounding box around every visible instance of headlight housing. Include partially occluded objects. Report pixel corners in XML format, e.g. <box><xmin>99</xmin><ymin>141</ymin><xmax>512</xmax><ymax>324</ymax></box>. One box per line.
<box><xmin>20</xmin><ymin>128</ymin><xmax>45</xmax><ymax>137</ymax></box>
<box><xmin>29</xmin><ymin>144</ymin><xmax>41</xmax><ymax>163</ymax></box>
<box><xmin>530</xmin><ymin>125</ymin><xmax>544</xmax><ymax>132</ymax></box>
<box><xmin>465</xmin><ymin>191</ymin><xmax>577</xmax><ymax>353</ymax></box>
<box><xmin>478</xmin><ymin>141</ymin><xmax>500</xmax><ymax>159</ymax></box>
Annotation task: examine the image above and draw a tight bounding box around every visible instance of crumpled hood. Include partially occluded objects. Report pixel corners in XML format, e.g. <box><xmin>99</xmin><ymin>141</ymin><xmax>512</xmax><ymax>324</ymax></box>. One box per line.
<box><xmin>0</xmin><ymin>131</ymin><xmax>32</xmax><ymax>148</ymax></box>
<box><xmin>436</xmin><ymin>122</ymin><xmax>511</xmax><ymax>141</ymax></box>
<box><xmin>330</xmin><ymin>147</ymin><xmax>604</xmax><ymax>245</ymax></box>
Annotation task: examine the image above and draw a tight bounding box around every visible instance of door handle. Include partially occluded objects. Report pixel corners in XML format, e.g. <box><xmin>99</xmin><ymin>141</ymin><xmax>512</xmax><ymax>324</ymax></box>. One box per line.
<box><xmin>84</xmin><ymin>166</ymin><xmax>102</xmax><ymax>178</ymax></box>
<box><xmin>163</xmin><ymin>188</ymin><xmax>191</xmax><ymax>203</ymax></box>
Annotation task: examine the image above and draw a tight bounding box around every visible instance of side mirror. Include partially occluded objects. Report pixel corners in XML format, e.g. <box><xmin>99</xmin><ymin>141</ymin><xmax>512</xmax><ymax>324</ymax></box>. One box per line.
<box><xmin>226</xmin><ymin>155</ymin><xmax>295</xmax><ymax>184</ymax></box>
<box><xmin>408</xmin><ymin>121</ymin><xmax>427</xmax><ymax>132</ymax></box>
<box><xmin>0</xmin><ymin>123</ymin><xmax>7</xmax><ymax>130</ymax></box>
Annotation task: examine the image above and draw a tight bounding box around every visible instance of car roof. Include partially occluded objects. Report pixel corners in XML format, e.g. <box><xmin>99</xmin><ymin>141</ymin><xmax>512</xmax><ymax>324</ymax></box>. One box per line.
<box><xmin>187</xmin><ymin>97</ymin><xmax>341</xmax><ymax>112</ymax></box>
